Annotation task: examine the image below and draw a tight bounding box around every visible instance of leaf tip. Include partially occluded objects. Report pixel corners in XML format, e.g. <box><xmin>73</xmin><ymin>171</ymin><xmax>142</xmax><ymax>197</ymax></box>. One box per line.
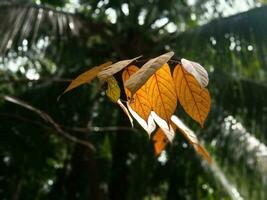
<box><xmin>197</xmin><ymin>145</ymin><xmax>212</xmax><ymax>164</ymax></box>
<box><xmin>169</xmin><ymin>51</ymin><xmax>175</xmax><ymax>56</ymax></box>
<box><xmin>200</xmin><ymin>119</ymin><xmax>207</xmax><ymax>128</ymax></box>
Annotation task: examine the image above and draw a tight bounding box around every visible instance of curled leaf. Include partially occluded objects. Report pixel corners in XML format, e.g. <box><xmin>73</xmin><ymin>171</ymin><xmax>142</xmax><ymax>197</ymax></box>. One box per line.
<box><xmin>106</xmin><ymin>76</ymin><xmax>121</xmax><ymax>103</ymax></box>
<box><xmin>125</xmin><ymin>51</ymin><xmax>174</xmax><ymax>96</ymax></box>
<box><xmin>181</xmin><ymin>58</ymin><xmax>209</xmax><ymax>87</ymax></box>
<box><xmin>151</xmin><ymin>111</ymin><xmax>175</xmax><ymax>142</ymax></box>
<box><xmin>127</xmin><ymin>104</ymin><xmax>156</xmax><ymax>136</ymax></box>
<box><xmin>60</xmin><ymin>61</ymin><xmax>112</xmax><ymax>98</ymax></box>
<box><xmin>117</xmin><ymin>99</ymin><xmax>134</xmax><ymax>127</ymax></box>
<box><xmin>152</xmin><ymin>128</ymin><xmax>168</xmax><ymax>156</ymax></box>
<box><xmin>98</xmin><ymin>56</ymin><xmax>142</xmax><ymax>80</ymax></box>
<box><xmin>173</xmin><ymin>64</ymin><xmax>211</xmax><ymax>127</ymax></box>
<box><xmin>147</xmin><ymin>63</ymin><xmax>177</xmax><ymax>125</ymax></box>
<box><xmin>171</xmin><ymin>115</ymin><xmax>212</xmax><ymax>164</ymax></box>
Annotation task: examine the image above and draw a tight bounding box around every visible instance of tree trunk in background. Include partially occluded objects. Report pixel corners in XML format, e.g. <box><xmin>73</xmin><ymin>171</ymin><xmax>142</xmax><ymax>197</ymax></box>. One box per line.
<box><xmin>109</xmin><ymin>131</ymin><xmax>130</xmax><ymax>200</ymax></box>
<box><xmin>66</xmin><ymin>144</ymin><xmax>101</xmax><ymax>200</ymax></box>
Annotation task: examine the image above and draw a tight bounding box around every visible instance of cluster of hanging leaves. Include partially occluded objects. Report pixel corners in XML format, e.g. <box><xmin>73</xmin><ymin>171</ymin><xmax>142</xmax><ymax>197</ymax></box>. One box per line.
<box><xmin>60</xmin><ymin>52</ymin><xmax>212</xmax><ymax>163</ymax></box>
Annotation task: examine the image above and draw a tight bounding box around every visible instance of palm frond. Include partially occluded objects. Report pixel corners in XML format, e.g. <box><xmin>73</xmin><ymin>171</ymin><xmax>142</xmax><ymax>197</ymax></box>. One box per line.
<box><xmin>170</xmin><ymin>5</ymin><xmax>267</xmax><ymax>137</ymax></box>
<box><xmin>173</xmin><ymin>5</ymin><xmax>267</xmax><ymax>48</ymax></box>
<box><xmin>171</xmin><ymin>5</ymin><xmax>267</xmax><ymax>78</ymax></box>
<box><xmin>204</xmin><ymin>112</ymin><xmax>267</xmax><ymax>199</ymax></box>
<box><xmin>0</xmin><ymin>1</ymin><xmax>85</xmax><ymax>55</ymax></box>
<box><xmin>171</xmin><ymin>7</ymin><xmax>267</xmax><ymax>198</ymax></box>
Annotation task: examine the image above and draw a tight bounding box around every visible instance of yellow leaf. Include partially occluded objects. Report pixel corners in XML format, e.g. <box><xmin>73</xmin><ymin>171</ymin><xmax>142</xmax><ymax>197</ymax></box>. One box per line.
<box><xmin>147</xmin><ymin>63</ymin><xmax>177</xmax><ymax>125</ymax></box>
<box><xmin>173</xmin><ymin>64</ymin><xmax>211</xmax><ymax>127</ymax></box>
<box><xmin>61</xmin><ymin>61</ymin><xmax>112</xmax><ymax>96</ymax></box>
<box><xmin>152</xmin><ymin>128</ymin><xmax>168</xmax><ymax>156</ymax></box>
<box><xmin>98</xmin><ymin>56</ymin><xmax>142</xmax><ymax>80</ymax></box>
<box><xmin>117</xmin><ymin>99</ymin><xmax>134</xmax><ymax>127</ymax></box>
<box><xmin>122</xmin><ymin>65</ymin><xmax>152</xmax><ymax>121</ymax></box>
<box><xmin>125</xmin><ymin>52</ymin><xmax>174</xmax><ymax>96</ymax></box>
<box><xmin>171</xmin><ymin>115</ymin><xmax>212</xmax><ymax>164</ymax></box>
<box><xmin>106</xmin><ymin>76</ymin><xmax>133</xmax><ymax>127</ymax></box>
<box><xmin>106</xmin><ymin>76</ymin><xmax>121</xmax><ymax>103</ymax></box>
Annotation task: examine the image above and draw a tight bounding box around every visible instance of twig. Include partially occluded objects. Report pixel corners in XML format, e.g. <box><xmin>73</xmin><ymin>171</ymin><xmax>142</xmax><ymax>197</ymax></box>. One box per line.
<box><xmin>2</xmin><ymin>95</ymin><xmax>95</xmax><ymax>151</ymax></box>
<box><xmin>69</xmin><ymin>126</ymin><xmax>139</xmax><ymax>133</ymax></box>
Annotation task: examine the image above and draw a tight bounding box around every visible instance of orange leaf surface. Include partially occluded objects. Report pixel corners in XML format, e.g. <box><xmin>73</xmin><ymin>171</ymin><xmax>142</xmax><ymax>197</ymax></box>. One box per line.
<box><xmin>61</xmin><ymin>61</ymin><xmax>112</xmax><ymax>96</ymax></box>
<box><xmin>152</xmin><ymin>128</ymin><xmax>168</xmax><ymax>156</ymax></box>
<box><xmin>125</xmin><ymin>52</ymin><xmax>174</xmax><ymax>96</ymax></box>
<box><xmin>147</xmin><ymin>63</ymin><xmax>177</xmax><ymax>125</ymax></box>
<box><xmin>171</xmin><ymin>115</ymin><xmax>211</xmax><ymax>163</ymax></box>
<box><xmin>173</xmin><ymin>64</ymin><xmax>211</xmax><ymax>127</ymax></box>
<box><xmin>122</xmin><ymin>65</ymin><xmax>152</xmax><ymax>121</ymax></box>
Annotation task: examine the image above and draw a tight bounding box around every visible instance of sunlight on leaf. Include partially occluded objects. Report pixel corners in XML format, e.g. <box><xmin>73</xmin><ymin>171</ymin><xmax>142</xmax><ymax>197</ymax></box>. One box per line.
<box><xmin>151</xmin><ymin>111</ymin><xmax>175</xmax><ymax>142</ymax></box>
<box><xmin>106</xmin><ymin>76</ymin><xmax>121</xmax><ymax>103</ymax></box>
<box><xmin>106</xmin><ymin>77</ymin><xmax>134</xmax><ymax>127</ymax></box>
<box><xmin>173</xmin><ymin>64</ymin><xmax>211</xmax><ymax>127</ymax></box>
<box><xmin>147</xmin><ymin>63</ymin><xmax>177</xmax><ymax>125</ymax></box>
<box><xmin>127</xmin><ymin>104</ymin><xmax>156</xmax><ymax>136</ymax></box>
<box><xmin>122</xmin><ymin>65</ymin><xmax>152</xmax><ymax>121</ymax></box>
<box><xmin>153</xmin><ymin>128</ymin><xmax>168</xmax><ymax>156</ymax></box>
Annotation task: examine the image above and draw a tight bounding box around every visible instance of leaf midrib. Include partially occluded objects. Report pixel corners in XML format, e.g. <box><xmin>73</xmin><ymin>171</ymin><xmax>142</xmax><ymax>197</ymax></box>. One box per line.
<box><xmin>180</xmin><ymin>66</ymin><xmax>203</xmax><ymax>125</ymax></box>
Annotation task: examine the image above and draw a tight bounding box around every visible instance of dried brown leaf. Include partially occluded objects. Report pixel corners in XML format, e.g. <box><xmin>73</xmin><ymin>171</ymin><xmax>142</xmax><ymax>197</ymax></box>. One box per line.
<box><xmin>97</xmin><ymin>56</ymin><xmax>141</xmax><ymax>80</ymax></box>
<box><xmin>125</xmin><ymin>51</ymin><xmax>174</xmax><ymax>96</ymax></box>
<box><xmin>61</xmin><ymin>61</ymin><xmax>112</xmax><ymax>97</ymax></box>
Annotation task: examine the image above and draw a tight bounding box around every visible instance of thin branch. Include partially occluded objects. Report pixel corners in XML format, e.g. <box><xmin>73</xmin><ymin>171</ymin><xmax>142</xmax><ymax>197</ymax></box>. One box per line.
<box><xmin>69</xmin><ymin>126</ymin><xmax>139</xmax><ymax>133</ymax></box>
<box><xmin>2</xmin><ymin>95</ymin><xmax>95</xmax><ymax>151</ymax></box>
<box><xmin>0</xmin><ymin>112</ymin><xmax>60</xmax><ymax>131</ymax></box>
